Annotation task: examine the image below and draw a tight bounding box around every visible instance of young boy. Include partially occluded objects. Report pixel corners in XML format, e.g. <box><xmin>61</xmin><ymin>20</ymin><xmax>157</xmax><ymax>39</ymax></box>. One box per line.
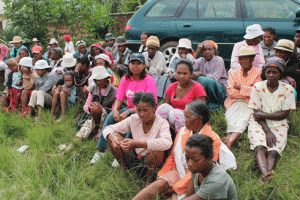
<box><xmin>6</xmin><ymin>58</ymin><xmax>23</xmax><ymax>113</ymax></box>
<box><xmin>184</xmin><ymin>134</ymin><xmax>237</xmax><ymax>200</ymax></box>
<box><xmin>20</xmin><ymin>57</ymin><xmax>37</xmax><ymax>117</ymax></box>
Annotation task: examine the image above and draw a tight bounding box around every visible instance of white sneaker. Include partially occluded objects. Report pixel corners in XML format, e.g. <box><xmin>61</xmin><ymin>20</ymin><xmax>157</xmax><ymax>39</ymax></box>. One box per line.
<box><xmin>90</xmin><ymin>152</ymin><xmax>105</xmax><ymax>164</ymax></box>
<box><xmin>111</xmin><ymin>159</ymin><xmax>120</xmax><ymax>167</ymax></box>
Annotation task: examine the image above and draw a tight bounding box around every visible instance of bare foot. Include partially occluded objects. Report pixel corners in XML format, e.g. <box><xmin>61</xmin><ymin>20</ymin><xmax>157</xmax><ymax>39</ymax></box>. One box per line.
<box><xmin>259</xmin><ymin>171</ymin><xmax>275</xmax><ymax>185</ymax></box>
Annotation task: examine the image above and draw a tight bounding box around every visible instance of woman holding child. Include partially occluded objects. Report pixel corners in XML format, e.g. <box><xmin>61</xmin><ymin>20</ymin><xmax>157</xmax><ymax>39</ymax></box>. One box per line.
<box><xmin>133</xmin><ymin>101</ymin><xmax>221</xmax><ymax>200</ymax></box>
<box><xmin>156</xmin><ymin>60</ymin><xmax>206</xmax><ymax>133</ymax></box>
<box><xmin>223</xmin><ymin>46</ymin><xmax>262</xmax><ymax>148</ymax></box>
<box><xmin>90</xmin><ymin>53</ymin><xmax>157</xmax><ymax>163</ymax></box>
<box><xmin>248</xmin><ymin>57</ymin><xmax>296</xmax><ymax>183</ymax></box>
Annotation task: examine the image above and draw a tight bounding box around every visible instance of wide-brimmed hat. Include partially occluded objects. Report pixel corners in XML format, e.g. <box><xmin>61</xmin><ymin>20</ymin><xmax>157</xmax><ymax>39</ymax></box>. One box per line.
<box><xmin>32</xmin><ymin>46</ymin><xmax>43</xmax><ymax>53</ymax></box>
<box><xmin>32</xmin><ymin>38</ymin><xmax>39</xmax><ymax>42</ymax></box>
<box><xmin>244</xmin><ymin>24</ymin><xmax>264</xmax><ymax>40</ymax></box>
<box><xmin>9</xmin><ymin>36</ymin><xmax>23</xmax><ymax>44</ymax></box>
<box><xmin>91</xmin><ymin>66</ymin><xmax>111</xmax><ymax>80</ymax></box>
<box><xmin>177</xmin><ymin>38</ymin><xmax>192</xmax><ymax>50</ymax></box>
<box><xmin>274</xmin><ymin>39</ymin><xmax>294</xmax><ymax>53</ymax></box>
<box><xmin>236</xmin><ymin>46</ymin><xmax>257</xmax><ymax>57</ymax></box>
<box><xmin>128</xmin><ymin>53</ymin><xmax>145</xmax><ymax>63</ymax></box>
<box><xmin>146</xmin><ymin>36</ymin><xmax>160</xmax><ymax>48</ymax></box>
<box><xmin>263</xmin><ymin>57</ymin><xmax>285</xmax><ymax>74</ymax></box>
<box><xmin>35</xmin><ymin>60</ymin><xmax>50</xmax><ymax>69</ymax></box>
<box><xmin>105</xmin><ymin>33</ymin><xmax>115</xmax><ymax>41</ymax></box>
<box><xmin>116</xmin><ymin>37</ymin><xmax>127</xmax><ymax>46</ymax></box>
<box><xmin>48</xmin><ymin>38</ymin><xmax>58</xmax><ymax>45</ymax></box>
<box><xmin>61</xmin><ymin>53</ymin><xmax>77</xmax><ymax>68</ymax></box>
<box><xmin>76</xmin><ymin>40</ymin><xmax>86</xmax><ymax>48</ymax></box>
<box><xmin>19</xmin><ymin>57</ymin><xmax>33</xmax><ymax>68</ymax></box>
<box><xmin>95</xmin><ymin>54</ymin><xmax>112</xmax><ymax>65</ymax></box>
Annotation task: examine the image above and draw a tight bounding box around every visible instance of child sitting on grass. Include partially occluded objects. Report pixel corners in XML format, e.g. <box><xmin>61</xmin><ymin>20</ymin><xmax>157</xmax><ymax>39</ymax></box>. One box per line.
<box><xmin>248</xmin><ymin>57</ymin><xmax>296</xmax><ymax>183</ymax></box>
<box><xmin>28</xmin><ymin>60</ymin><xmax>56</xmax><ymax>122</ymax></box>
<box><xmin>183</xmin><ymin>134</ymin><xmax>237</xmax><ymax>200</ymax></box>
<box><xmin>95</xmin><ymin>53</ymin><xmax>119</xmax><ymax>87</ymax></box>
<box><xmin>5</xmin><ymin>58</ymin><xmax>23</xmax><ymax>114</ymax></box>
<box><xmin>19</xmin><ymin>57</ymin><xmax>37</xmax><ymax>117</ymax></box>
<box><xmin>51</xmin><ymin>71</ymin><xmax>77</xmax><ymax>122</ymax></box>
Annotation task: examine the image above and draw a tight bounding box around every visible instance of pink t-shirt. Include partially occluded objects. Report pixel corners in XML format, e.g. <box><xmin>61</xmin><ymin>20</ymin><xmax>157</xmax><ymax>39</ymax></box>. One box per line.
<box><xmin>165</xmin><ymin>81</ymin><xmax>206</xmax><ymax>110</ymax></box>
<box><xmin>116</xmin><ymin>74</ymin><xmax>157</xmax><ymax>109</ymax></box>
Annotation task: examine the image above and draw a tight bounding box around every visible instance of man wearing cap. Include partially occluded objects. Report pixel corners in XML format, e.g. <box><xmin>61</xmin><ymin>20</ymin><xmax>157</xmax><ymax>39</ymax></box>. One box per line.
<box><xmin>73</xmin><ymin>40</ymin><xmax>90</xmax><ymax>58</ymax></box>
<box><xmin>112</xmin><ymin>36</ymin><xmax>132</xmax><ymax>77</ymax></box>
<box><xmin>142</xmin><ymin>36</ymin><xmax>166</xmax><ymax>82</ymax></box>
<box><xmin>230</xmin><ymin>24</ymin><xmax>265</xmax><ymax>71</ymax></box>
<box><xmin>28</xmin><ymin>60</ymin><xmax>56</xmax><ymax>121</ymax></box>
<box><xmin>9</xmin><ymin>36</ymin><xmax>27</xmax><ymax>59</ymax></box>
<box><xmin>274</xmin><ymin>39</ymin><xmax>300</xmax><ymax>99</ymax></box>
<box><xmin>105</xmin><ymin>33</ymin><xmax>117</xmax><ymax>55</ymax></box>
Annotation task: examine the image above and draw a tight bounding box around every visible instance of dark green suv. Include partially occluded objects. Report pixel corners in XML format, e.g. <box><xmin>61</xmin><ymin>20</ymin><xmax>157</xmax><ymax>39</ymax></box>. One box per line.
<box><xmin>125</xmin><ymin>0</ymin><xmax>300</xmax><ymax>66</ymax></box>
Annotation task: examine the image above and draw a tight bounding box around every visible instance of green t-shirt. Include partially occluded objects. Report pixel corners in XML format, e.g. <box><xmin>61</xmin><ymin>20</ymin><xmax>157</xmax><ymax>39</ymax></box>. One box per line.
<box><xmin>191</xmin><ymin>162</ymin><xmax>237</xmax><ymax>200</ymax></box>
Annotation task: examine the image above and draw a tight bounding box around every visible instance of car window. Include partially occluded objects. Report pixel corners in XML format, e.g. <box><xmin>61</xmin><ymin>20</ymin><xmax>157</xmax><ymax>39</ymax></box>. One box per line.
<box><xmin>146</xmin><ymin>0</ymin><xmax>183</xmax><ymax>17</ymax></box>
<box><xmin>199</xmin><ymin>0</ymin><xmax>236</xmax><ymax>18</ymax></box>
<box><xmin>181</xmin><ymin>0</ymin><xmax>198</xmax><ymax>18</ymax></box>
<box><xmin>245</xmin><ymin>0</ymin><xmax>299</xmax><ymax>19</ymax></box>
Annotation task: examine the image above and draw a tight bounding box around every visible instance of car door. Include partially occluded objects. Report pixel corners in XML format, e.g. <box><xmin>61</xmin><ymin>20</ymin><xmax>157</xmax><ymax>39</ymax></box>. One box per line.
<box><xmin>175</xmin><ymin>0</ymin><xmax>245</xmax><ymax>63</ymax></box>
<box><xmin>241</xmin><ymin>0</ymin><xmax>300</xmax><ymax>41</ymax></box>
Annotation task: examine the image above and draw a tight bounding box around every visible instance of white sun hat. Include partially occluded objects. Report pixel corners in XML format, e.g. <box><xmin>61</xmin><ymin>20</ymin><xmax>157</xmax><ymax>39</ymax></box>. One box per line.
<box><xmin>94</xmin><ymin>53</ymin><xmax>112</xmax><ymax>65</ymax></box>
<box><xmin>48</xmin><ymin>38</ymin><xmax>58</xmax><ymax>45</ymax></box>
<box><xmin>177</xmin><ymin>38</ymin><xmax>193</xmax><ymax>50</ymax></box>
<box><xmin>244</xmin><ymin>24</ymin><xmax>264</xmax><ymax>40</ymax></box>
<box><xmin>91</xmin><ymin>66</ymin><xmax>111</xmax><ymax>80</ymax></box>
<box><xmin>35</xmin><ymin>60</ymin><xmax>50</xmax><ymax>69</ymax></box>
<box><xmin>61</xmin><ymin>53</ymin><xmax>77</xmax><ymax>68</ymax></box>
<box><xmin>19</xmin><ymin>57</ymin><xmax>33</xmax><ymax>68</ymax></box>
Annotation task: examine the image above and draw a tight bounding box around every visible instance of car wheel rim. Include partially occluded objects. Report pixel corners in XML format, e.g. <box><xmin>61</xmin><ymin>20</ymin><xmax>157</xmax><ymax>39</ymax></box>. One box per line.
<box><xmin>163</xmin><ymin>47</ymin><xmax>177</xmax><ymax>67</ymax></box>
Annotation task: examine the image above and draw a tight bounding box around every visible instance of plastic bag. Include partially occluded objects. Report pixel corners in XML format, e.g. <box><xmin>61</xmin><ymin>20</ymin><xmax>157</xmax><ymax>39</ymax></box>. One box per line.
<box><xmin>219</xmin><ymin>142</ymin><xmax>237</xmax><ymax>171</ymax></box>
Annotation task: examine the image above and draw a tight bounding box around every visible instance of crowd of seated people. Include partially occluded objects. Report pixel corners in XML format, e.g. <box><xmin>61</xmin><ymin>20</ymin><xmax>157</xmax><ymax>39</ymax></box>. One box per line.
<box><xmin>0</xmin><ymin>24</ymin><xmax>298</xmax><ymax>199</ymax></box>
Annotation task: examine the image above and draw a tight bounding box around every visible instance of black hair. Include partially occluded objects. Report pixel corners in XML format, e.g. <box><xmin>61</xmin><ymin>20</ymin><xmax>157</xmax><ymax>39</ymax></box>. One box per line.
<box><xmin>141</xmin><ymin>31</ymin><xmax>150</xmax><ymax>38</ymax></box>
<box><xmin>64</xmin><ymin>71</ymin><xmax>75</xmax><ymax>79</ymax></box>
<box><xmin>51</xmin><ymin>48</ymin><xmax>63</xmax><ymax>58</ymax></box>
<box><xmin>77</xmin><ymin>55</ymin><xmax>91</xmax><ymax>68</ymax></box>
<box><xmin>19</xmin><ymin>48</ymin><xmax>29</xmax><ymax>56</ymax></box>
<box><xmin>104</xmin><ymin>60</ymin><xmax>110</xmax><ymax>68</ymax></box>
<box><xmin>132</xmin><ymin>92</ymin><xmax>157</xmax><ymax>108</ymax></box>
<box><xmin>175</xmin><ymin>59</ymin><xmax>193</xmax><ymax>73</ymax></box>
<box><xmin>186</xmin><ymin>101</ymin><xmax>210</xmax><ymax>124</ymax></box>
<box><xmin>263</xmin><ymin>27</ymin><xmax>276</xmax><ymax>36</ymax></box>
<box><xmin>186</xmin><ymin>134</ymin><xmax>214</xmax><ymax>159</ymax></box>
<box><xmin>126</xmin><ymin>62</ymin><xmax>147</xmax><ymax>80</ymax></box>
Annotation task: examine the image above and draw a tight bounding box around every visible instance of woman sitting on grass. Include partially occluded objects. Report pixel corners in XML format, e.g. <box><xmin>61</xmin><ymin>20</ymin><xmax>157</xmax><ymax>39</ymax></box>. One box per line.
<box><xmin>104</xmin><ymin>92</ymin><xmax>172</xmax><ymax>181</ymax></box>
<box><xmin>156</xmin><ymin>59</ymin><xmax>206</xmax><ymax>133</ymax></box>
<box><xmin>192</xmin><ymin>40</ymin><xmax>228</xmax><ymax>110</ymax></box>
<box><xmin>51</xmin><ymin>71</ymin><xmax>77</xmax><ymax>122</ymax></box>
<box><xmin>73</xmin><ymin>40</ymin><xmax>90</xmax><ymax>59</ymax></box>
<box><xmin>133</xmin><ymin>101</ymin><xmax>221</xmax><ymax>200</ymax></box>
<box><xmin>95</xmin><ymin>53</ymin><xmax>119</xmax><ymax>87</ymax></box>
<box><xmin>90</xmin><ymin>53</ymin><xmax>157</xmax><ymax>163</ymax></box>
<box><xmin>183</xmin><ymin>134</ymin><xmax>237</xmax><ymax>200</ymax></box>
<box><xmin>248</xmin><ymin>57</ymin><xmax>296</xmax><ymax>183</ymax></box>
<box><xmin>28</xmin><ymin>60</ymin><xmax>56</xmax><ymax>122</ymax></box>
<box><xmin>223</xmin><ymin>46</ymin><xmax>262</xmax><ymax>149</ymax></box>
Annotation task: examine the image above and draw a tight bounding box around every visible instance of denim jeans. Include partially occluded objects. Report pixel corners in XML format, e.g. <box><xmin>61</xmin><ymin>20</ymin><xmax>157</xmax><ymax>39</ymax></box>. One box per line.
<box><xmin>96</xmin><ymin>107</ymin><xmax>129</xmax><ymax>151</ymax></box>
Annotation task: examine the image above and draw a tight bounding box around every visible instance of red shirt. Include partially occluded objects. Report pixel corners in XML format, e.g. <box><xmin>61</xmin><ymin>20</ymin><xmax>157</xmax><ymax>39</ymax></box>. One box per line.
<box><xmin>165</xmin><ymin>81</ymin><xmax>206</xmax><ymax>110</ymax></box>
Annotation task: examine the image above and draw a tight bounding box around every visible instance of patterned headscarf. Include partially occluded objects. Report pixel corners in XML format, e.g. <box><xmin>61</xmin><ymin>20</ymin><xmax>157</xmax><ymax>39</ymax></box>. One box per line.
<box><xmin>202</xmin><ymin>40</ymin><xmax>218</xmax><ymax>50</ymax></box>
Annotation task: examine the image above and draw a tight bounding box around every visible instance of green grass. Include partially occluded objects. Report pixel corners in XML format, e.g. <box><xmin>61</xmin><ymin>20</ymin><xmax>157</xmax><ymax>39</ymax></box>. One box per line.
<box><xmin>0</xmin><ymin>107</ymin><xmax>299</xmax><ymax>199</ymax></box>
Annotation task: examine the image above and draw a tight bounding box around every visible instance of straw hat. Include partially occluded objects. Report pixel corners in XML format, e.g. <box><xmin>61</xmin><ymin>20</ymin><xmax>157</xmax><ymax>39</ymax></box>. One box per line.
<box><xmin>48</xmin><ymin>38</ymin><xmax>58</xmax><ymax>45</ymax></box>
<box><xmin>244</xmin><ymin>24</ymin><xmax>264</xmax><ymax>40</ymax></box>
<box><xmin>177</xmin><ymin>38</ymin><xmax>192</xmax><ymax>50</ymax></box>
<box><xmin>9</xmin><ymin>36</ymin><xmax>23</xmax><ymax>44</ymax></box>
<box><xmin>274</xmin><ymin>39</ymin><xmax>294</xmax><ymax>53</ymax></box>
<box><xmin>32</xmin><ymin>38</ymin><xmax>39</xmax><ymax>42</ymax></box>
<box><xmin>91</xmin><ymin>66</ymin><xmax>111</xmax><ymax>80</ymax></box>
<box><xmin>146</xmin><ymin>36</ymin><xmax>160</xmax><ymax>48</ymax></box>
<box><xmin>35</xmin><ymin>60</ymin><xmax>50</xmax><ymax>69</ymax></box>
<box><xmin>236</xmin><ymin>46</ymin><xmax>257</xmax><ymax>57</ymax></box>
<box><xmin>95</xmin><ymin>54</ymin><xmax>112</xmax><ymax>65</ymax></box>
<box><xmin>61</xmin><ymin>53</ymin><xmax>77</xmax><ymax>68</ymax></box>
<box><xmin>19</xmin><ymin>57</ymin><xmax>33</xmax><ymax>68</ymax></box>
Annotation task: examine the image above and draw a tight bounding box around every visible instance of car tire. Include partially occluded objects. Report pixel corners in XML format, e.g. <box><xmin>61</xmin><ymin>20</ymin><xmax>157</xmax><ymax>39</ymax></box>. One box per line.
<box><xmin>160</xmin><ymin>41</ymin><xmax>178</xmax><ymax>68</ymax></box>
